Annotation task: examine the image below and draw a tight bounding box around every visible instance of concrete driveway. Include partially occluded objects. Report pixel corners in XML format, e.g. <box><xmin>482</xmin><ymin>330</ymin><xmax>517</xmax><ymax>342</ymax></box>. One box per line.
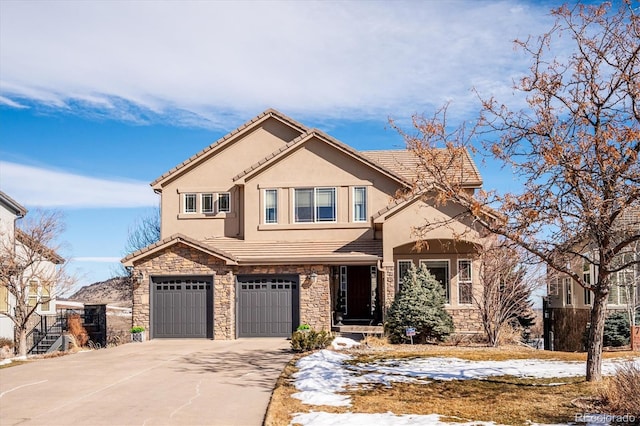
<box><xmin>0</xmin><ymin>338</ymin><xmax>292</xmax><ymax>426</ymax></box>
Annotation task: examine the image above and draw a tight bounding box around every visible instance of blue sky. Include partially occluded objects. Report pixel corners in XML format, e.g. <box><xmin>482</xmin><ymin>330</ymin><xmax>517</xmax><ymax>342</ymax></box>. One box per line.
<box><xmin>0</xmin><ymin>0</ymin><xmax>564</xmax><ymax>293</ymax></box>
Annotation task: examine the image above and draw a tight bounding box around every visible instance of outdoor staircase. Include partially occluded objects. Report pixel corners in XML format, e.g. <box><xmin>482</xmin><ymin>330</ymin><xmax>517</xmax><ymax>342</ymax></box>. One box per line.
<box><xmin>30</xmin><ymin>331</ymin><xmax>64</xmax><ymax>354</ymax></box>
<box><xmin>27</xmin><ymin>314</ymin><xmax>66</xmax><ymax>355</ymax></box>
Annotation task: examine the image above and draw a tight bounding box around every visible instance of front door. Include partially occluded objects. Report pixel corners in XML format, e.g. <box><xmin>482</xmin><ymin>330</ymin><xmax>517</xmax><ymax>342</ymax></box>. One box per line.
<box><xmin>345</xmin><ymin>266</ymin><xmax>372</xmax><ymax>320</ymax></box>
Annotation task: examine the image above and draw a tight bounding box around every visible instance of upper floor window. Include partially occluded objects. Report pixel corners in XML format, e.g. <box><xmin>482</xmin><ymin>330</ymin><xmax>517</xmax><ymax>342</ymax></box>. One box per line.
<box><xmin>217</xmin><ymin>192</ymin><xmax>231</xmax><ymax>213</ymax></box>
<box><xmin>181</xmin><ymin>191</ymin><xmax>230</xmax><ymax>215</ymax></box>
<box><xmin>608</xmin><ymin>267</ymin><xmax>634</xmax><ymax>305</ymax></box>
<box><xmin>563</xmin><ymin>277</ymin><xmax>572</xmax><ymax>305</ymax></box>
<box><xmin>294</xmin><ymin>187</ymin><xmax>336</xmax><ymax>223</ymax></box>
<box><xmin>201</xmin><ymin>193</ymin><xmax>214</xmax><ymax>214</ymax></box>
<box><xmin>583</xmin><ymin>261</ymin><xmax>592</xmax><ymax>305</ymax></box>
<box><xmin>458</xmin><ymin>259</ymin><xmax>473</xmax><ymax>305</ymax></box>
<box><xmin>184</xmin><ymin>193</ymin><xmax>197</xmax><ymax>213</ymax></box>
<box><xmin>548</xmin><ymin>277</ymin><xmax>560</xmax><ymax>296</ymax></box>
<box><xmin>264</xmin><ymin>189</ymin><xmax>278</xmax><ymax>224</ymax></box>
<box><xmin>353</xmin><ymin>187</ymin><xmax>367</xmax><ymax>222</ymax></box>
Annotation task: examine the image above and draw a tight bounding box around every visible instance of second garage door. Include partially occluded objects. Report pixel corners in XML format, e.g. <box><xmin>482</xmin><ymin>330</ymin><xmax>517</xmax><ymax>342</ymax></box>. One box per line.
<box><xmin>237</xmin><ymin>275</ymin><xmax>299</xmax><ymax>337</ymax></box>
<box><xmin>152</xmin><ymin>276</ymin><xmax>213</xmax><ymax>338</ymax></box>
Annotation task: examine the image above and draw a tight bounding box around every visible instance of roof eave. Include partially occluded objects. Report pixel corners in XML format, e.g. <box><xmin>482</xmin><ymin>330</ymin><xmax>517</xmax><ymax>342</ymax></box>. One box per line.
<box><xmin>235</xmin><ymin>255</ymin><xmax>381</xmax><ymax>266</ymax></box>
<box><xmin>121</xmin><ymin>234</ymin><xmax>238</xmax><ymax>267</ymax></box>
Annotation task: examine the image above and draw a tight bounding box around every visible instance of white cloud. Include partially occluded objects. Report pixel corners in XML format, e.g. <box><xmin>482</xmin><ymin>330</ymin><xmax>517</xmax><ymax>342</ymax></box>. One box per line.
<box><xmin>0</xmin><ymin>95</ymin><xmax>27</xmax><ymax>108</ymax></box>
<box><xmin>0</xmin><ymin>161</ymin><xmax>157</xmax><ymax>208</ymax></box>
<box><xmin>0</xmin><ymin>1</ymin><xmax>553</xmax><ymax>126</ymax></box>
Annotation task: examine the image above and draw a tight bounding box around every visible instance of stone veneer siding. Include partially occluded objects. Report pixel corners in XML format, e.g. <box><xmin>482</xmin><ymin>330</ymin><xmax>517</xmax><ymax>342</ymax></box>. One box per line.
<box><xmin>131</xmin><ymin>244</ymin><xmax>331</xmax><ymax>340</ymax></box>
<box><xmin>447</xmin><ymin>308</ymin><xmax>483</xmax><ymax>333</ymax></box>
<box><xmin>382</xmin><ymin>264</ymin><xmax>396</xmax><ymax>313</ymax></box>
<box><xmin>131</xmin><ymin>243</ymin><xmax>233</xmax><ymax>340</ymax></box>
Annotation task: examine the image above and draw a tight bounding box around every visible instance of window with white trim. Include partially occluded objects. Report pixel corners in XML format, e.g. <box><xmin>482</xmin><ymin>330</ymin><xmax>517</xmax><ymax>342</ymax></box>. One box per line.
<box><xmin>420</xmin><ymin>260</ymin><xmax>450</xmax><ymax>303</ymax></box>
<box><xmin>264</xmin><ymin>189</ymin><xmax>278</xmax><ymax>224</ymax></box>
<box><xmin>294</xmin><ymin>188</ymin><xmax>336</xmax><ymax>223</ymax></box>
<box><xmin>201</xmin><ymin>193</ymin><xmax>214</xmax><ymax>213</ymax></box>
<box><xmin>548</xmin><ymin>277</ymin><xmax>560</xmax><ymax>296</ymax></box>
<box><xmin>353</xmin><ymin>186</ymin><xmax>367</xmax><ymax>222</ymax></box>
<box><xmin>583</xmin><ymin>261</ymin><xmax>592</xmax><ymax>305</ymax></box>
<box><xmin>606</xmin><ymin>267</ymin><xmax>635</xmax><ymax>305</ymax></box>
<box><xmin>458</xmin><ymin>259</ymin><xmax>473</xmax><ymax>304</ymax></box>
<box><xmin>217</xmin><ymin>192</ymin><xmax>231</xmax><ymax>213</ymax></box>
<box><xmin>563</xmin><ymin>277</ymin><xmax>572</xmax><ymax>305</ymax></box>
<box><xmin>397</xmin><ymin>260</ymin><xmax>413</xmax><ymax>291</ymax></box>
<box><xmin>184</xmin><ymin>193</ymin><xmax>197</xmax><ymax>213</ymax></box>
<box><xmin>40</xmin><ymin>283</ymin><xmax>51</xmax><ymax>311</ymax></box>
<box><xmin>28</xmin><ymin>279</ymin><xmax>39</xmax><ymax>308</ymax></box>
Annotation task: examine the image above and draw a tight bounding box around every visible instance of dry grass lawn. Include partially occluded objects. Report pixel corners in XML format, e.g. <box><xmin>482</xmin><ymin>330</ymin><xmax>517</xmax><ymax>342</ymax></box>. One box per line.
<box><xmin>265</xmin><ymin>343</ymin><xmax>638</xmax><ymax>426</ymax></box>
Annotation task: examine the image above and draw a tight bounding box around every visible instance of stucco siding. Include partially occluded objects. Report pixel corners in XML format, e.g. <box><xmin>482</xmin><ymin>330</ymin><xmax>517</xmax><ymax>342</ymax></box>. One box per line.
<box><xmin>160</xmin><ymin>119</ymin><xmax>302</xmax><ymax>240</ymax></box>
<box><xmin>242</xmin><ymin>137</ymin><xmax>399</xmax><ymax>241</ymax></box>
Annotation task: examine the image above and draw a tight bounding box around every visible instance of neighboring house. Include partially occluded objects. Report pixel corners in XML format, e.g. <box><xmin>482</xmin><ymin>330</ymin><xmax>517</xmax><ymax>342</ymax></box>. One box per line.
<box><xmin>0</xmin><ymin>190</ymin><xmax>63</xmax><ymax>341</ymax></box>
<box><xmin>122</xmin><ymin>109</ymin><xmax>488</xmax><ymax>339</ymax></box>
<box><xmin>543</xmin><ymin>211</ymin><xmax>640</xmax><ymax>351</ymax></box>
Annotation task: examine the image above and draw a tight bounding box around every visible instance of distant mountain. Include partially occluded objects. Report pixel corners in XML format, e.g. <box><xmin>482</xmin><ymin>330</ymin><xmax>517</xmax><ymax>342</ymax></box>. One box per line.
<box><xmin>68</xmin><ymin>277</ymin><xmax>132</xmax><ymax>307</ymax></box>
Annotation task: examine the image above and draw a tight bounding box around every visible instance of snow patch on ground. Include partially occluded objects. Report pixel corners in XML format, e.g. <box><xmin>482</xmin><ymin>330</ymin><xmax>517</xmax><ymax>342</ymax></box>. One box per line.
<box><xmin>291</xmin><ymin>348</ymin><xmax>640</xmax><ymax>424</ymax></box>
<box><xmin>331</xmin><ymin>337</ymin><xmax>360</xmax><ymax>350</ymax></box>
<box><xmin>291</xmin><ymin>411</ymin><xmax>507</xmax><ymax>426</ymax></box>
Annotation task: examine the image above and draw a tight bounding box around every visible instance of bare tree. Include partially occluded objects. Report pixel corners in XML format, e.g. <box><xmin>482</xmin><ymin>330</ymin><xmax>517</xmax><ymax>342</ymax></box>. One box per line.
<box><xmin>124</xmin><ymin>208</ymin><xmax>161</xmax><ymax>255</ymax></box>
<box><xmin>393</xmin><ymin>2</ymin><xmax>639</xmax><ymax>381</ymax></box>
<box><xmin>476</xmin><ymin>240</ymin><xmax>540</xmax><ymax>347</ymax></box>
<box><xmin>113</xmin><ymin>208</ymin><xmax>161</xmax><ymax>279</ymax></box>
<box><xmin>0</xmin><ymin>210</ymin><xmax>74</xmax><ymax>357</ymax></box>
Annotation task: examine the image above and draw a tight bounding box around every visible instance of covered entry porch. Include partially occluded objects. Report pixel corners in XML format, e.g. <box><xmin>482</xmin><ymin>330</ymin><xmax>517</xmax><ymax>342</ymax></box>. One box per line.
<box><xmin>330</xmin><ymin>264</ymin><xmax>382</xmax><ymax>329</ymax></box>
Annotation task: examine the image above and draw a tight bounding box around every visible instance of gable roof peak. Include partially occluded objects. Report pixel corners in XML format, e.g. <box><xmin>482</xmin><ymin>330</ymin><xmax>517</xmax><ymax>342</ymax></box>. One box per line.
<box><xmin>151</xmin><ymin>108</ymin><xmax>309</xmax><ymax>188</ymax></box>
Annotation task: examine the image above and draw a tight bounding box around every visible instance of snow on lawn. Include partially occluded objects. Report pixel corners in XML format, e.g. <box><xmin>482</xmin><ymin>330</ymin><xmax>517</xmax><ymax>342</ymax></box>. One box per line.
<box><xmin>290</xmin><ymin>348</ymin><xmax>640</xmax><ymax>425</ymax></box>
<box><xmin>292</xmin><ymin>349</ymin><xmax>640</xmax><ymax>408</ymax></box>
<box><xmin>291</xmin><ymin>412</ymin><xmax>508</xmax><ymax>426</ymax></box>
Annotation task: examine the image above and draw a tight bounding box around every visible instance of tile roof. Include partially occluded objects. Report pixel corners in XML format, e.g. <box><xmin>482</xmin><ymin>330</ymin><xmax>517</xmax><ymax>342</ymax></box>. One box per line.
<box><xmin>151</xmin><ymin>109</ymin><xmax>308</xmax><ymax>187</ymax></box>
<box><xmin>202</xmin><ymin>237</ymin><xmax>382</xmax><ymax>264</ymax></box>
<box><xmin>361</xmin><ymin>149</ymin><xmax>482</xmax><ymax>187</ymax></box>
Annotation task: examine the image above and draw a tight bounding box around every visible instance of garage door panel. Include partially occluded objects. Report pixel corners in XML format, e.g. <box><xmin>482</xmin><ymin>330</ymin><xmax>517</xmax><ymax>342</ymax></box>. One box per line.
<box><xmin>237</xmin><ymin>276</ymin><xmax>299</xmax><ymax>337</ymax></box>
<box><xmin>152</xmin><ymin>277</ymin><xmax>212</xmax><ymax>338</ymax></box>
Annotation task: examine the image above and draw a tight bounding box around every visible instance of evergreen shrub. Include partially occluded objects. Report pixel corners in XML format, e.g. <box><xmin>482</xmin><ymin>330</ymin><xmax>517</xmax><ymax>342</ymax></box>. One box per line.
<box><xmin>603</xmin><ymin>312</ymin><xmax>630</xmax><ymax>347</ymax></box>
<box><xmin>385</xmin><ymin>265</ymin><xmax>454</xmax><ymax>343</ymax></box>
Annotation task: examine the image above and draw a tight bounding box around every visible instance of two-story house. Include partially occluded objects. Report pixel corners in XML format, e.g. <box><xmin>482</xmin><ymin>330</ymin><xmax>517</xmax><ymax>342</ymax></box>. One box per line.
<box><xmin>544</xmin><ymin>210</ymin><xmax>640</xmax><ymax>351</ymax></box>
<box><xmin>122</xmin><ymin>109</ymin><xmax>487</xmax><ymax>339</ymax></box>
<box><xmin>0</xmin><ymin>191</ymin><xmax>63</xmax><ymax>342</ymax></box>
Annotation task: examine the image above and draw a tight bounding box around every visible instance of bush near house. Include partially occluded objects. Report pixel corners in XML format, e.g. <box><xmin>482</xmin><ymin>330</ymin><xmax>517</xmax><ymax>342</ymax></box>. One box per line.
<box><xmin>385</xmin><ymin>265</ymin><xmax>454</xmax><ymax>344</ymax></box>
<box><xmin>603</xmin><ymin>312</ymin><xmax>630</xmax><ymax>347</ymax></box>
<box><xmin>290</xmin><ymin>329</ymin><xmax>333</xmax><ymax>352</ymax></box>
<box><xmin>68</xmin><ymin>314</ymin><xmax>89</xmax><ymax>347</ymax></box>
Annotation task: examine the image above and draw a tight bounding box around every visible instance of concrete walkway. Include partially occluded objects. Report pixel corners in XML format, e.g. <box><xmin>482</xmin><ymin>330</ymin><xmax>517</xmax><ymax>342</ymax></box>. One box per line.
<box><xmin>0</xmin><ymin>338</ymin><xmax>292</xmax><ymax>426</ymax></box>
